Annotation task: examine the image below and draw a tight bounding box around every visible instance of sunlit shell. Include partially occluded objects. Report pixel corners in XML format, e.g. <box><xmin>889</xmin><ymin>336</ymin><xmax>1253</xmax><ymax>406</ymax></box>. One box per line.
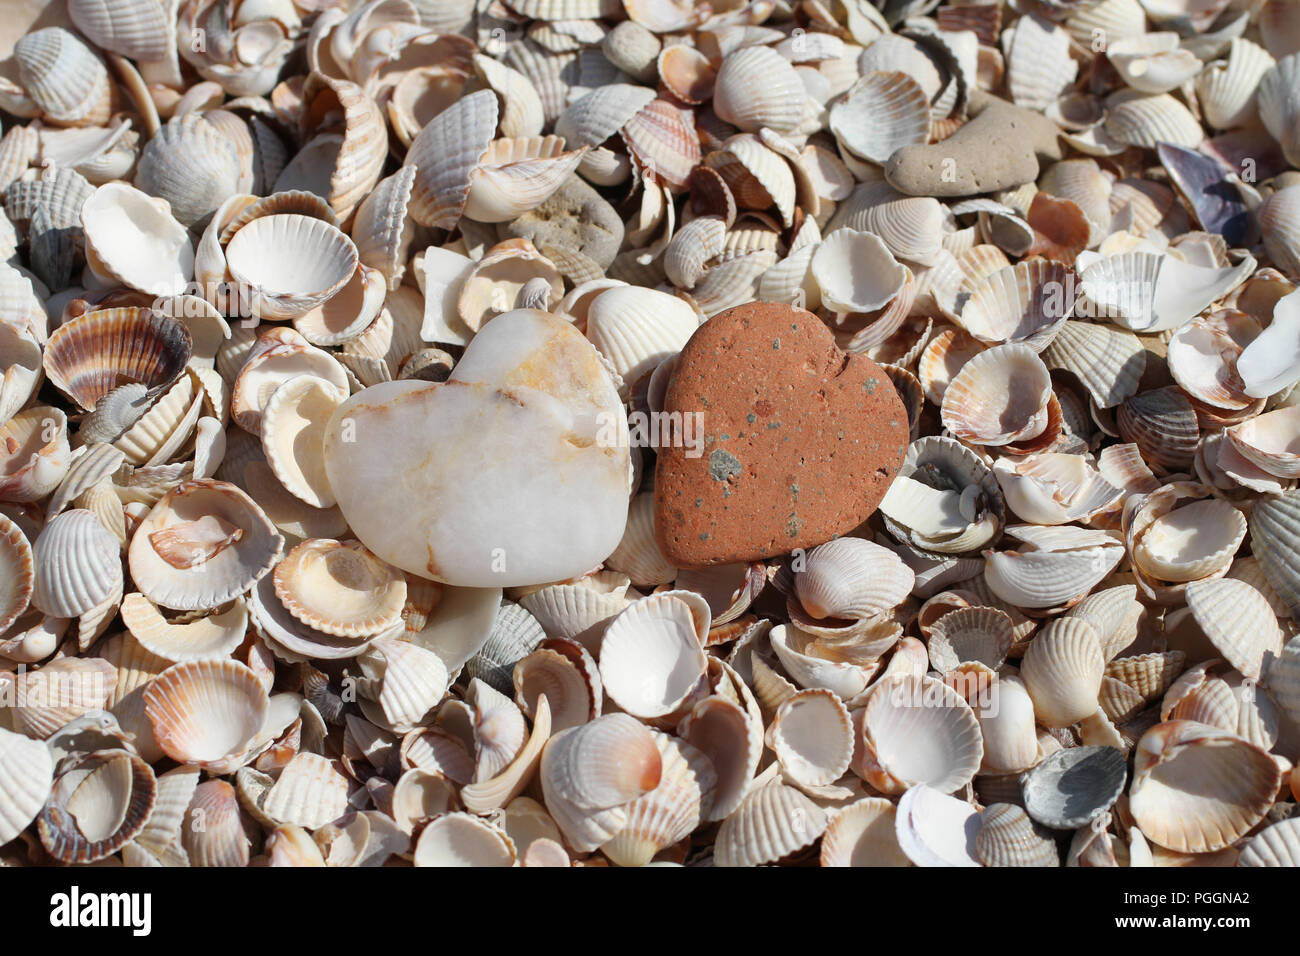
<box><xmin>1182</xmin><ymin>578</ymin><xmax>1283</xmax><ymax>680</ymax></box>
<box><xmin>820</xmin><ymin>798</ymin><xmax>911</xmax><ymax>867</ymax></box>
<box><xmin>766</xmin><ymin>688</ymin><xmax>853</xmax><ymax>788</ymax></box>
<box><xmin>1238</xmin><ymin>818</ymin><xmax>1300</xmax><ymax>867</ymax></box>
<box><xmin>793</xmin><ymin>536</ymin><xmax>914</xmax><ymax>622</ymax></box>
<box><xmin>540</xmin><ymin>713</ymin><xmax>663</xmax><ymax>854</ymax></box>
<box><xmin>128</xmin><ymin>479</ymin><xmax>283</xmax><ymax>611</ymax></box>
<box><xmin>1130</xmin><ymin>496</ymin><xmax>1246</xmax><ymax>586</ymax></box>
<box><xmin>976</xmin><ymin>803</ymin><xmax>1059</xmax><ymax>867</ymax></box>
<box><xmin>1128</xmin><ymin>720</ymin><xmax>1280</xmax><ymax>853</ymax></box>
<box><xmin>601</xmin><ymin>730</ymin><xmax>715</xmax><ymax>867</ymax></box>
<box><xmin>225</xmin><ymin>215</ymin><xmax>359</xmax><ymax>321</ymax></box>
<box><xmin>714</xmin><ymin>779</ymin><xmax>828</xmax><ymax>867</ymax></box>
<box><xmin>957</xmin><ymin>261</ymin><xmax>1076</xmax><ymax>351</ymax></box>
<box><xmin>273</xmin><ymin>538</ymin><xmax>406</xmax><ymax>640</ymax></box>
<box><xmin>811</xmin><ymin>229</ymin><xmax>909</xmax><ymax>315</ymax></box>
<box><xmin>82</xmin><ymin>182</ymin><xmax>193</xmax><ymax>296</ymax></box>
<box><xmin>260</xmin><ymin>375</ymin><xmax>346</xmax><ymax>509</ymax></box>
<box><xmin>598</xmin><ymin>590</ymin><xmax>708</xmax><ymax>720</ymax></box>
<box><xmin>678</xmin><ymin>693</ymin><xmax>761</xmax><ymax>823</ymax></box>
<box><xmin>859</xmin><ymin>675</ymin><xmax>983</xmax><ymax>794</ymax></box>
<box><xmin>941</xmin><ymin>343</ymin><xmax>1053</xmax><ymax>446</ymax></box>
<box><xmin>1019</xmin><ymin>617</ymin><xmax>1106</xmax><ymax>726</ymax></box>
<box><xmin>712</xmin><ymin>46</ymin><xmax>808</xmax><ymax>135</ymax></box>
<box><xmin>1258</xmin><ymin>53</ymin><xmax>1300</xmax><ymax>168</ymax></box>
<box><xmin>1104</xmin><ymin>91</ymin><xmax>1204</xmax><ymax>149</ymax></box>
<box><xmin>413</xmin><ymin>812</ymin><xmax>516</xmax><ymax>867</ymax></box>
<box><xmin>894</xmin><ymin>785</ymin><xmax>980</xmax><ymax>867</ymax></box>
<box><xmin>830</xmin><ymin>71</ymin><xmax>930</xmax><ymax>165</ymax></box>
<box><xmin>120</xmin><ymin>592</ymin><xmax>247</xmax><ymax>663</ymax></box>
<box><xmin>144</xmin><ymin>659</ymin><xmax>269</xmax><ymax>773</ymax></box>
<box><xmin>38</xmin><ymin>748</ymin><xmax>155</xmax><ymax>864</ymax></box>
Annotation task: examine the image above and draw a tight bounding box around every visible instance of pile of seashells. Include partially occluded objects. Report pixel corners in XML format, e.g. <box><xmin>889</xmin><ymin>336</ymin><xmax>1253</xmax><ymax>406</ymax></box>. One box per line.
<box><xmin>2</xmin><ymin>0</ymin><xmax>1300</xmax><ymax>869</ymax></box>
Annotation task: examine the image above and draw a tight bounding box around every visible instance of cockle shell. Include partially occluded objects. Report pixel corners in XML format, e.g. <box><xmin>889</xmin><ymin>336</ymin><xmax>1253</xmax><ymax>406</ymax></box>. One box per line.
<box><xmin>81</xmin><ymin>183</ymin><xmax>194</xmax><ymax>297</ymax></box>
<box><xmin>599</xmin><ymin>590</ymin><xmax>707</xmax><ymax>720</ymax></box>
<box><xmin>859</xmin><ymin>675</ymin><xmax>984</xmax><ymax>794</ymax></box>
<box><xmin>894</xmin><ymin>785</ymin><xmax>980</xmax><ymax>867</ymax></box>
<box><xmin>712</xmin><ymin>46</ymin><xmax>808</xmax><ymax>135</ymax></box>
<box><xmin>714</xmin><ymin>780</ymin><xmax>827</xmax><ymax>867</ymax></box>
<box><xmin>820</xmin><ymin>798</ymin><xmax>912</xmax><ymax>867</ymax></box>
<box><xmin>1019</xmin><ymin>618</ymin><xmax>1106</xmax><ymax>726</ymax></box>
<box><xmin>941</xmin><ymin>343</ymin><xmax>1053</xmax><ymax>447</ymax></box>
<box><xmin>1128</xmin><ymin>720</ymin><xmax>1280</xmax><ymax>853</ymax></box>
<box><xmin>38</xmin><ymin>748</ymin><xmax>156</xmax><ymax>864</ymax></box>
<box><xmin>0</xmin><ymin>726</ymin><xmax>54</xmax><ymax>845</ymax></box>
<box><xmin>144</xmin><ymin>659</ymin><xmax>269</xmax><ymax>773</ymax></box>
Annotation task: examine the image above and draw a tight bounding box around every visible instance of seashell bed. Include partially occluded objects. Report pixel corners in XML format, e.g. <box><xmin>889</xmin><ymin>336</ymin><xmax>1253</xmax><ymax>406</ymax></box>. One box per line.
<box><xmin>1</xmin><ymin>0</ymin><xmax>1300</xmax><ymax>870</ymax></box>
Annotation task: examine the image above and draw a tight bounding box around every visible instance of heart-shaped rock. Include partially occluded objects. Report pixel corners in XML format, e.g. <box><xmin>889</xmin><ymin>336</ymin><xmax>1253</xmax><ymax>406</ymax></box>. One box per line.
<box><xmin>323</xmin><ymin>309</ymin><xmax>630</xmax><ymax>587</ymax></box>
<box><xmin>654</xmin><ymin>302</ymin><xmax>908</xmax><ymax>568</ymax></box>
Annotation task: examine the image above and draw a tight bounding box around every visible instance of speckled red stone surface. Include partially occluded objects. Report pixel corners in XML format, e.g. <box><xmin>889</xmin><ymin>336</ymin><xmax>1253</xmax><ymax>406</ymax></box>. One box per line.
<box><xmin>653</xmin><ymin>302</ymin><xmax>910</xmax><ymax>568</ymax></box>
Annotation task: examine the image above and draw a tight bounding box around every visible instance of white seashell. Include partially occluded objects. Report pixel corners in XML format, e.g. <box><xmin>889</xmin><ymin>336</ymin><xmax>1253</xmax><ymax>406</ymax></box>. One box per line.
<box><xmin>413</xmin><ymin>812</ymin><xmax>516</xmax><ymax>866</ymax></box>
<box><xmin>274</xmin><ymin>538</ymin><xmax>406</xmax><ymax>640</ymax></box>
<box><xmin>128</xmin><ymin>478</ymin><xmax>283</xmax><ymax>611</ymax></box>
<box><xmin>859</xmin><ymin>675</ymin><xmax>984</xmax><ymax>794</ymax></box>
<box><xmin>993</xmin><ymin>453</ymin><xmax>1122</xmax><ymax>525</ymax></box>
<box><xmin>957</xmin><ymin>260</ymin><xmax>1077</xmax><ymax>352</ymax></box>
<box><xmin>30</xmin><ymin>508</ymin><xmax>121</xmax><ymax>619</ymax></box>
<box><xmin>820</xmin><ymin>797</ymin><xmax>912</xmax><ymax>867</ymax></box>
<box><xmin>1128</xmin><ymin>720</ymin><xmax>1280</xmax><ymax>853</ymax></box>
<box><xmin>678</xmin><ymin>693</ymin><xmax>761</xmax><ymax>823</ymax></box>
<box><xmin>81</xmin><ymin>183</ymin><xmax>194</xmax><ymax>297</ymax></box>
<box><xmin>793</xmin><ymin>536</ymin><xmax>914</xmax><ymax>621</ymax></box>
<box><xmin>811</xmin><ymin>229</ymin><xmax>909</xmax><ymax>315</ymax></box>
<box><xmin>1107</xmin><ymin>33</ymin><xmax>1201</xmax><ymax>93</ymax></box>
<box><xmin>405</xmin><ymin>89</ymin><xmax>499</xmax><ymax>229</ymax></box>
<box><xmin>539</xmin><ymin>713</ymin><xmax>663</xmax><ymax>854</ymax></box>
<box><xmin>464</xmin><ymin>136</ymin><xmax>587</xmax><ymax>224</ymax></box>
<box><xmin>1258</xmin><ymin>53</ymin><xmax>1300</xmax><ymax>167</ymax></box>
<box><xmin>120</xmin><ymin>593</ymin><xmax>248</xmax><ymax>663</ymax></box>
<box><xmin>135</xmin><ymin>115</ymin><xmax>243</xmax><ymax>228</ymax></box>
<box><xmin>1019</xmin><ymin>617</ymin><xmax>1106</xmax><ymax>726</ymax></box>
<box><xmin>1041</xmin><ymin>319</ymin><xmax>1145</xmax><ymax>409</ymax></box>
<box><xmin>1183</xmin><ymin>578</ymin><xmax>1283</xmax><ymax>681</ymax></box>
<box><xmin>598</xmin><ymin>590</ymin><xmax>708</xmax><ymax>720</ymax></box>
<box><xmin>713</xmin><ymin>46</ymin><xmax>808</xmax><ymax>135</ymax></box>
<box><xmin>1238</xmin><ymin>818</ymin><xmax>1300</xmax><ymax>867</ymax></box>
<box><xmin>225</xmin><ymin>215</ymin><xmax>358</xmax><ymax>321</ymax></box>
<box><xmin>15</xmin><ymin>28</ymin><xmax>112</xmax><ymax>128</ymax></box>
<box><xmin>1007</xmin><ymin>13</ymin><xmax>1078</xmax><ymax>112</ymax></box>
<box><xmin>984</xmin><ymin>524</ymin><xmax>1124</xmax><ymax>610</ymax></box>
<box><xmin>1196</xmin><ymin>38</ymin><xmax>1276</xmax><ymax>130</ymax></box>
<box><xmin>585</xmin><ymin>285</ymin><xmax>699</xmax><ymax>390</ymax></box>
<box><xmin>144</xmin><ymin>659</ymin><xmax>270</xmax><ymax>773</ymax></box>
<box><xmin>0</xmin><ymin>725</ymin><xmax>54</xmax><ymax>844</ymax></box>
<box><xmin>977</xmin><ymin>675</ymin><xmax>1040</xmax><ymax>774</ymax></box>
<box><xmin>894</xmin><ymin>784</ymin><xmax>980</xmax><ymax>867</ymax></box>
<box><xmin>976</xmin><ymin>803</ymin><xmax>1059</xmax><ymax>867</ymax></box>
<box><xmin>1238</xmin><ymin>289</ymin><xmax>1300</xmax><ymax>399</ymax></box>
<box><xmin>1104</xmin><ymin>91</ymin><xmax>1204</xmax><ymax>149</ymax></box>
<box><xmin>940</xmin><ymin>343</ymin><xmax>1052</xmax><ymax>446</ymax></box>
<box><xmin>829</xmin><ymin>71</ymin><xmax>930</xmax><ymax>166</ymax></box>
<box><xmin>714</xmin><ymin>779</ymin><xmax>828</xmax><ymax>867</ymax></box>
<box><xmin>231</xmin><ymin>327</ymin><xmax>349</xmax><ymax>436</ymax></box>
<box><xmin>767</xmin><ymin>688</ymin><xmax>853</xmax><ymax>787</ymax></box>
<box><xmin>0</xmin><ymin>406</ymin><xmax>70</xmax><ymax>502</ymax></box>
<box><xmin>601</xmin><ymin>730</ymin><xmax>716</xmax><ymax>867</ymax></box>
<box><xmin>260</xmin><ymin>375</ymin><xmax>346</xmax><ymax>509</ymax></box>
<box><xmin>769</xmin><ymin>623</ymin><xmax>875</xmax><ymax>700</ymax></box>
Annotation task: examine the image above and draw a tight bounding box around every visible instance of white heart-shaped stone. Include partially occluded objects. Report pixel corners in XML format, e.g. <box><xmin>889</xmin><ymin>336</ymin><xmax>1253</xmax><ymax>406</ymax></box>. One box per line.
<box><xmin>323</xmin><ymin>310</ymin><xmax>630</xmax><ymax>587</ymax></box>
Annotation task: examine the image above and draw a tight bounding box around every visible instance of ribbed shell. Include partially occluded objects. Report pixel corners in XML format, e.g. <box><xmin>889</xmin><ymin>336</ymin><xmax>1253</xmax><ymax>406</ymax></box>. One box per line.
<box><xmin>713</xmin><ymin>780</ymin><xmax>827</xmax><ymax>867</ymax></box>
<box><xmin>1041</xmin><ymin>320</ymin><xmax>1145</xmax><ymax>409</ymax></box>
<box><xmin>0</xmin><ymin>727</ymin><xmax>54</xmax><ymax>844</ymax></box>
<box><xmin>1021</xmin><ymin>745</ymin><xmax>1128</xmax><ymax>829</ymax></box>
<box><xmin>1019</xmin><ymin>618</ymin><xmax>1106</xmax><ymax>727</ymax></box>
<box><xmin>975</xmin><ymin>803</ymin><xmax>1059</xmax><ymax>867</ymax></box>
<box><xmin>30</xmin><ymin>508</ymin><xmax>122</xmax><ymax>618</ymax></box>
<box><xmin>405</xmin><ymin>89</ymin><xmax>499</xmax><ymax>229</ymax></box>
<box><xmin>712</xmin><ymin>46</ymin><xmax>807</xmax><ymax>134</ymax></box>
<box><xmin>38</xmin><ymin>749</ymin><xmax>156</xmax><ymax>863</ymax></box>
<box><xmin>43</xmin><ymin>307</ymin><xmax>193</xmax><ymax>412</ymax></box>
<box><xmin>1250</xmin><ymin>489</ymin><xmax>1300</xmax><ymax>618</ymax></box>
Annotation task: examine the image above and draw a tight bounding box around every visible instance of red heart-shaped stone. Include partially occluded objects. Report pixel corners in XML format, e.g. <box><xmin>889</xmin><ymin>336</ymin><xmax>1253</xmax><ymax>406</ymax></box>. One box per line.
<box><xmin>654</xmin><ymin>302</ymin><xmax>909</xmax><ymax>568</ymax></box>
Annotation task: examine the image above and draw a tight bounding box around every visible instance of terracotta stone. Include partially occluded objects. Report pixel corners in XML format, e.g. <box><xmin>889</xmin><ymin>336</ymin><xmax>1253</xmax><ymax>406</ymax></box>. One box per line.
<box><xmin>653</xmin><ymin>302</ymin><xmax>909</xmax><ymax>568</ymax></box>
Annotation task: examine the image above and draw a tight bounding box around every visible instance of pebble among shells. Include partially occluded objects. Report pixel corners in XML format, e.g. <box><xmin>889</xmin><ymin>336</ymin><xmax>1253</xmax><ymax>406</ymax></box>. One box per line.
<box><xmin>1</xmin><ymin>0</ymin><xmax>1300</xmax><ymax>873</ymax></box>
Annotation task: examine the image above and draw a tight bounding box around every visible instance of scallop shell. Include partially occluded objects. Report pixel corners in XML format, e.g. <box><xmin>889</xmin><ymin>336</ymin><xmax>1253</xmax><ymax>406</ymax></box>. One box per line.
<box><xmin>894</xmin><ymin>784</ymin><xmax>980</xmax><ymax>867</ymax></box>
<box><xmin>81</xmin><ymin>182</ymin><xmax>194</xmax><ymax>297</ymax></box>
<box><xmin>0</xmin><ymin>726</ymin><xmax>54</xmax><ymax>844</ymax></box>
<box><xmin>941</xmin><ymin>343</ymin><xmax>1053</xmax><ymax>446</ymax></box>
<box><xmin>144</xmin><ymin>659</ymin><xmax>270</xmax><ymax>773</ymax></box>
<box><xmin>1104</xmin><ymin>92</ymin><xmax>1204</xmax><ymax>149</ymax></box>
<box><xmin>820</xmin><ymin>797</ymin><xmax>912</xmax><ymax>867</ymax></box>
<box><xmin>1183</xmin><ymin>578</ymin><xmax>1283</xmax><ymax>681</ymax></box>
<box><xmin>1040</xmin><ymin>319</ymin><xmax>1145</xmax><ymax>409</ymax></box>
<box><xmin>1019</xmin><ymin>617</ymin><xmax>1106</xmax><ymax>726</ymax></box>
<box><xmin>793</xmin><ymin>536</ymin><xmax>914</xmax><ymax>622</ymax></box>
<box><xmin>29</xmin><ymin>508</ymin><xmax>121</xmax><ymax>619</ymax></box>
<box><xmin>259</xmin><ymin>751</ymin><xmax>349</xmax><ymax>830</ymax></box>
<box><xmin>1117</xmin><ymin>387</ymin><xmax>1201</xmax><ymax>474</ymax></box>
<box><xmin>128</xmin><ymin>478</ymin><xmax>284</xmax><ymax>611</ymax></box>
<box><xmin>976</xmin><ymin>803</ymin><xmax>1059</xmax><ymax>867</ymax></box>
<box><xmin>182</xmin><ymin>779</ymin><xmax>250</xmax><ymax>867</ymax></box>
<box><xmin>1258</xmin><ymin>53</ymin><xmax>1300</xmax><ymax>168</ymax></box>
<box><xmin>598</xmin><ymin>590</ymin><xmax>708</xmax><ymax>720</ymax></box>
<box><xmin>811</xmin><ymin>229</ymin><xmax>909</xmax><ymax>315</ymax></box>
<box><xmin>120</xmin><ymin>593</ymin><xmax>248</xmax><ymax>663</ymax></box>
<box><xmin>585</xmin><ymin>285</ymin><xmax>699</xmax><ymax>390</ymax></box>
<box><xmin>43</xmin><ymin>307</ymin><xmax>192</xmax><ymax>413</ymax></box>
<box><xmin>830</xmin><ymin>71</ymin><xmax>930</xmax><ymax>165</ymax></box>
<box><xmin>0</xmin><ymin>406</ymin><xmax>71</xmax><ymax>503</ymax></box>
<box><xmin>225</xmin><ymin>215</ymin><xmax>358</xmax><ymax>321</ymax></box>
<box><xmin>465</xmin><ymin>601</ymin><xmax>547</xmax><ymax>696</ymax></box>
<box><xmin>713</xmin><ymin>779</ymin><xmax>828</xmax><ymax>867</ymax></box>
<box><xmin>135</xmin><ymin>114</ymin><xmax>243</xmax><ymax>228</ymax></box>
<box><xmin>712</xmin><ymin>45</ymin><xmax>808</xmax><ymax>135</ymax></box>
<box><xmin>677</xmin><ymin>693</ymin><xmax>761</xmax><ymax>823</ymax></box>
<box><xmin>1130</xmin><ymin>496</ymin><xmax>1246</xmax><ymax>586</ymax></box>
<box><xmin>880</xmin><ymin>435</ymin><xmax>1005</xmax><ymax>557</ymax></box>
<box><xmin>15</xmin><ymin>28</ymin><xmax>112</xmax><ymax>128</ymax></box>
<box><xmin>927</xmin><ymin>606</ymin><xmax>1014</xmax><ymax>672</ymax></box>
<box><xmin>413</xmin><ymin>812</ymin><xmax>516</xmax><ymax>867</ymax></box>
<box><xmin>1238</xmin><ymin>818</ymin><xmax>1300</xmax><ymax>867</ymax></box>
<box><xmin>1128</xmin><ymin>720</ymin><xmax>1280</xmax><ymax>853</ymax></box>
<box><xmin>1250</xmin><ymin>489</ymin><xmax>1300</xmax><ymax>618</ymax></box>
<box><xmin>540</xmin><ymin>713</ymin><xmax>663</xmax><ymax>853</ymax></box>
<box><xmin>601</xmin><ymin>730</ymin><xmax>715</xmax><ymax>867</ymax></box>
<box><xmin>514</xmin><ymin>644</ymin><xmax>599</xmax><ymax>734</ymax></box>
<box><xmin>957</xmin><ymin>260</ymin><xmax>1077</xmax><ymax>351</ymax></box>
<box><xmin>1007</xmin><ymin>13</ymin><xmax>1078</xmax><ymax>112</ymax></box>
<box><xmin>38</xmin><ymin>748</ymin><xmax>156</xmax><ymax>863</ymax></box>
<box><xmin>403</xmin><ymin>88</ymin><xmax>499</xmax><ymax>229</ymax></box>
<box><xmin>766</xmin><ymin>688</ymin><xmax>854</xmax><ymax>788</ymax></box>
<box><xmin>464</xmin><ymin>136</ymin><xmax>588</xmax><ymax>224</ymax></box>
<box><xmin>859</xmin><ymin>675</ymin><xmax>984</xmax><ymax>794</ymax></box>
<box><xmin>1021</xmin><ymin>745</ymin><xmax>1127</xmax><ymax>829</ymax></box>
